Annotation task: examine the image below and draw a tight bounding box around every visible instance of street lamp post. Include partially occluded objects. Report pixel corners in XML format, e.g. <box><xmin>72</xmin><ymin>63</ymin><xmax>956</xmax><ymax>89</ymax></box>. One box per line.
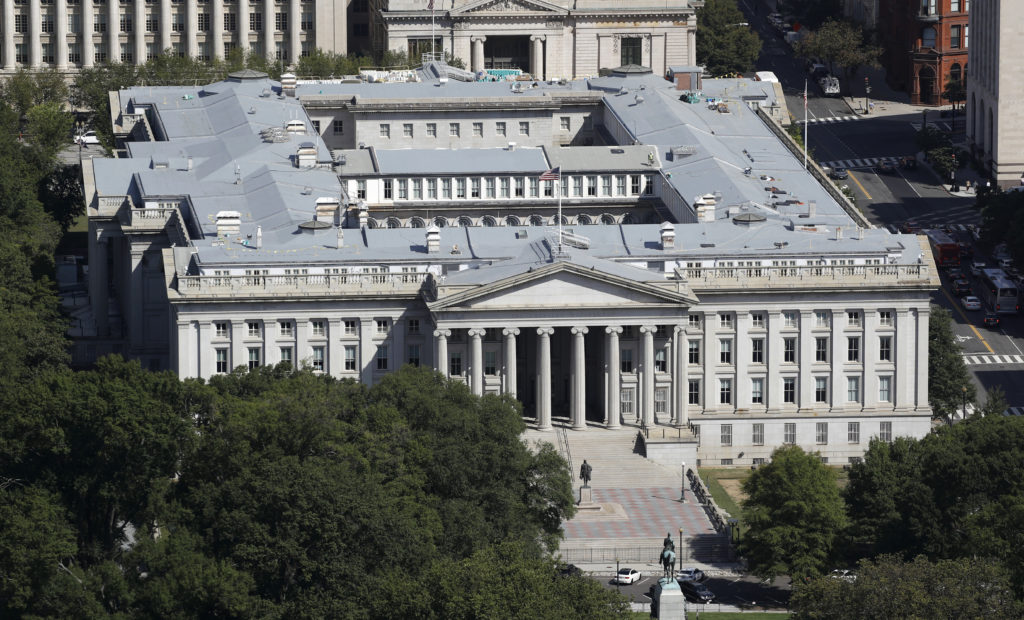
<box><xmin>680</xmin><ymin>461</ymin><xmax>687</xmax><ymax>503</ymax></box>
<box><xmin>962</xmin><ymin>386</ymin><xmax>968</xmax><ymax>419</ymax></box>
<box><xmin>615</xmin><ymin>558</ymin><xmax>620</xmax><ymax>594</ymax></box>
<box><xmin>76</xmin><ymin>120</ymin><xmax>83</xmax><ymax>159</ymax></box>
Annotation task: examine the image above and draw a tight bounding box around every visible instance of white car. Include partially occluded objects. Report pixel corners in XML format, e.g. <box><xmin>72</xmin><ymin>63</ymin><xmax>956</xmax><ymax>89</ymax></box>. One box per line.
<box><xmin>76</xmin><ymin>130</ymin><xmax>100</xmax><ymax>145</ymax></box>
<box><xmin>970</xmin><ymin>262</ymin><xmax>987</xmax><ymax>276</ymax></box>
<box><xmin>961</xmin><ymin>296</ymin><xmax>982</xmax><ymax>311</ymax></box>
<box><xmin>614</xmin><ymin>568</ymin><xmax>641</xmax><ymax>584</ymax></box>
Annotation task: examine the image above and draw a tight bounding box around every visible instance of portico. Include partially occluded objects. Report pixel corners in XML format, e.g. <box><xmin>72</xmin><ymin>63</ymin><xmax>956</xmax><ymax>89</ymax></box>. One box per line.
<box><xmin>426</xmin><ymin>252</ymin><xmax>696</xmax><ymax>430</ymax></box>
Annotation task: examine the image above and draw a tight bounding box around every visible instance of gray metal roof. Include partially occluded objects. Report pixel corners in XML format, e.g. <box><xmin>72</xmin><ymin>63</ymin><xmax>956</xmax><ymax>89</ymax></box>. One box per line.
<box><xmin>374</xmin><ymin>146</ymin><xmax>549</xmax><ymax>176</ymax></box>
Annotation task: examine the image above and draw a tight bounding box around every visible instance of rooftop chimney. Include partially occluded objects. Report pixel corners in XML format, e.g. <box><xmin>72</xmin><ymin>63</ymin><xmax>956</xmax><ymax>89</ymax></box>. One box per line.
<box><xmin>835</xmin><ymin>226</ymin><xmax>843</xmax><ymax>240</ymax></box>
<box><xmin>215</xmin><ymin>210</ymin><xmax>242</xmax><ymax>238</ymax></box>
<box><xmin>660</xmin><ymin>222</ymin><xmax>676</xmax><ymax>249</ymax></box>
<box><xmin>426</xmin><ymin>225</ymin><xmax>440</xmax><ymax>253</ymax></box>
<box><xmin>336</xmin><ymin>227</ymin><xmax>344</xmax><ymax>249</ymax></box>
<box><xmin>256</xmin><ymin>225</ymin><xmax>263</xmax><ymax>249</ymax></box>
<box><xmin>856</xmin><ymin>226</ymin><xmax>864</xmax><ymax>240</ymax></box>
<box><xmin>808</xmin><ymin>200</ymin><xmax>817</xmax><ymax>218</ymax></box>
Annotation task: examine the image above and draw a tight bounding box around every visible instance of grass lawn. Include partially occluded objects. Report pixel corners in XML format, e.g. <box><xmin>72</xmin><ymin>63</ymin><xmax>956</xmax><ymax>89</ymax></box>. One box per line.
<box><xmin>697</xmin><ymin>468</ymin><xmax>751</xmax><ymax>525</ymax></box>
<box><xmin>687</xmin><ymin>613</ymin><xmax>790</xmax><ymax>619</ymax></box>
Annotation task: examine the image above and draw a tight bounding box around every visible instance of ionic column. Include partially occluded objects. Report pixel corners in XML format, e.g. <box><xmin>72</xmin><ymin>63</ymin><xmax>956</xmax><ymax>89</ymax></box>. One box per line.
<box><xmin>198</xmin><ymin>321</ymin><xmax>213</xmax><ymax>378</ymax></box>
<box><xmin>895</xmin><ymin>309</ymin><xmax>912</xmax><ymax>410</ymax></box>
<box><xmin>237</xmin><ymin>0</ymin><xmax>249</xmax><ymax>55</ymax></box>
<box><xmin>29</xmin><ymin>0</ymin><xmax>40</xmax><ymax>67</ymax></box>
<box><xmin>536</xmin><ymin>327</ymin><xmax>554</xmax><ymax>430</ymax></box>
<box><xmin>288</xmin><ymin>0</ymin><xmax>299</xmax><ymax>64</ymax></box>
<box><xmin>830</xmin><ymin>310</ymin><xmax>846</xmax><ymax>410</ymax></box>
<box><xmin>134</xmin><ymin>0</ymin><xmax>145</xmax><ymax>64</ymax></box>
<box><xmin>89</xmin><ymin>231</ymin><xmax>109</xmax><ymax>336</ymax></box>
<box><xmin>3</xmin><ymin>0</ymin><xmax>15</xmax><ymax>69</ymax></box>
<box><xmin>262</xmin><ymin>0</ymin><xmax>272</xmax><ymax>60</ymax></box>
<box><xmin>328</xmin><ymin>318</ymin><xmax>342</xmax><ymax>377</ymax></box>
<box><xmin>176</xmin><ymin>320</ymin><xmax>192</xmax><ymax>377</ymax></box>
<box><xmin>735</xmin><ymin>312</ymin><xmax>750</xmax><ymax>407</ymax></box>
<box><xmin>128</xmin><ymin>249</ymin><xmax>145</xmax><ymax>350</ymax></box>
<box><xmin>160</xmin><ymin>0</ymin><xmax>170</xmax><ymax>52</ymax></box>
<box><xmin>56</xmin><ymin>0</ymin><xmax>68</xmax><ymax>69</ymax></box>
<box><xmin>605</xmin><ymin>326</ymin><xmax>622</xmax><ymax>429</ymax></box>
<box><xmin>211</xmin><ymin>0</ymin><xmax>223</xmax><ymax>59</ymax></box>
<box><xmin>571</xmin><ymin>326</ymin><xmax>588</xmax><ymax>430</ymax></box>
<box><xmin>863</xmin><ymin>311</ymin><xmax>879</xmax><ymax>411</ymax></box>
<box><xmin>471</xmin><ymin>36</ymin><xmax>485</xmax><ymax>73</ymax></box>
<box><xmin>107</xmin><ymin>0</ymin><xmax>118</xmax><ymax>64</ymax></box>
<box><xmin>82</xmin><ymin>0</ymin><xmax>94</xmax><ymax>67</ymax></box>
<box><xmin>530</xmin><ymin>35</ymin><xmax>544</xmax><ymax>79</ymax></box>
<box><xmin>766</xmin><ymin>311</ymin><xmax>782</xmax><ymax>412</ymax></box>
<box><xmin>673</xmin><ymin>325</ymin><xmax>687</xmax><ymax>426</ymax></box>
<box><xmin>798</xmin><ymin>310</ymin><xmax>814</xmax><ymax>411</ymax></box>
<box><xmin>503</xmin><ymin>328</ymin><xmax>519</xmax><ymax>397</ymax></box>
<box><xmin>187</xmin><ymin>0</ymin><xmax>198</xmax><ymax>58</ymax></box>
<box><xmin>230</xmin><ymin>319</ymin><xmax>246</xmax><ymax>373</ymax></box>
<box><xmin>640</xmin><ymin>325</ymin><xmax>657</xmax><ymax>426</ymax></box>
<box><xmin>915</xmin><ymin>307</ymin><xmax>930</xmax><ymax>412</ymax></box>
<box><xmin>434</xmin><ymin>328</ymin><xmax>451</xmax><ymax>378</ymax></box>
<box><xmin>468</xmin><ymin>328</ymin><xmax>485</xmax><ymax>396</ymax></box>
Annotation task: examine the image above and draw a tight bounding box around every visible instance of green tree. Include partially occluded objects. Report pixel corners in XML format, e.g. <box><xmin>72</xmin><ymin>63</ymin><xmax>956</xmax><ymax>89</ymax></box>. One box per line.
<box><xmin>942</xmin><ymin>75</ymin><xmax>966</xmax><ymax>110</ymax></box>
<box><xmin>738</xmin><ymin>445</ymin><xmax>847</xmax><ymax>581</ymax></box>
<box><xmin>794</xmin><ymin>19</ymin><xmax>882</xmax><ymax>79</ymax></box>
<box><xmin>25</xmin><ymin>101</ymin><xmax>74</xmax><ymax>157</ymax></box>
<box><xmin>696</xmin><ymin>0</ymin><xmax>762</xmax><ymax>76</ymax></box>
<box><xmin>978</xmin><ymin>188</ymin><xmax>1024</xmax><ymax>263</ymax></box>
<box><xmin>928</xmin><ymin>305</ymin><xmax>975</xmax><ymax>423</ymax></box>
<box><xmin>791</xmin><ymin>555</ymin><xmax>1022</xmax><ymax>619</ymax></box>
<box><xmin>981</xmin><ymin>384</ymin><xmax>1009</xmax><ymax>417</ymax></box>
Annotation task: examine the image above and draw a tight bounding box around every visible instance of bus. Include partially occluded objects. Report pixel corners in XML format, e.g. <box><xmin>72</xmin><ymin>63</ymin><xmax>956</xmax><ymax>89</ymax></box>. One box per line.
<box><xmin>979</xmin><ymin>268</ymin><xmax>1020</xmax><ymax>314</ymax></box>
<box><xmin>926</xmin><ymin>229</ymin><xmax>960</xmax><ymax>267</ymax></box>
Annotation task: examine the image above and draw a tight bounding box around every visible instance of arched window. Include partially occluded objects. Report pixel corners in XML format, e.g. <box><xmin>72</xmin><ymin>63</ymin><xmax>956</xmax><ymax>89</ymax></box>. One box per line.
<box><xmin>576</xmin><ymin>213</ymin><xmax>592</xmax><ymax>225</ymax></box>
<box><xmin>505</xmin><ymin>215</ymin><xmax>521</xmax><ymax>227</ymax></box>
<box><xmin>458</xmin><ymin>216</ymin><xmax>474</xmax><ymax>227</ymax></box>
<box><xmin>433</xmin><ymin>216</ymin><xmax>448</xmax><ymax>228</ymax></box>
<box><xmin>621</xmin><ymin>213</ymin><xmax>635</xmax><ymax>225</ymax></box>
<box><xmin>365</xmin><ymin>218</ymin><xmax>379</xmax><ymax>229</ymax></box>
<box><xmin>410</xmin><ymin>217</ymin><xmax>426</xmax><ymax>228</ymax></box>
<box><xmin>600</xmin><ymin>213</ymin><xmax>616</xmax><ymax>225</ymax></box>
<box><xmin>529</xmin><ymin>215</ymin><xmax>544</xmax><ymax>227</ymax></box>
<box><xmin>482</xmin><ymin>216</ymin><xmax>498</xmax><ymax>227</ymax></box>
<box><xmin>386</xmin><ymin>217</ymin><xmax>401</xmax><ymax>229</ymax></box>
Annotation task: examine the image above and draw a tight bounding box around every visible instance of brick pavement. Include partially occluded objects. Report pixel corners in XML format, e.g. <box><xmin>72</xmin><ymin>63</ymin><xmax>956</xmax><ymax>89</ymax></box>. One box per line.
<box><xmin>563</xmin><ymin>486</ymin><xmax>718</xmax><ymax>540</ymax></box>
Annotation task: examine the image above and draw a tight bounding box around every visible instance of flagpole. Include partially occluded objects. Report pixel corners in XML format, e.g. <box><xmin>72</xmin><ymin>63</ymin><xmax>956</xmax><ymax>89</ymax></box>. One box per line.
<box><xmin>803</xmin><ymin>79</ymin><xmax>808</xmax><ymax>170</ymax></box>
<box><xmin>557</xmin><ymin>173</ymin><xmax>563</xmax><ymax>255</ymax></box>
<box><xmin>431</xmin><ymin>0</ymin><xmax>436</xmax><ymax>59</ymax></box>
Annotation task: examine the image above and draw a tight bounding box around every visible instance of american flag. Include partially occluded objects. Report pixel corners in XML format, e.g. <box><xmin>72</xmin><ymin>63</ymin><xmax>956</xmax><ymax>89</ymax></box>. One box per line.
<box><xmin>428</xmin><ymin>0</ymin><xmax>434</xmax><ymax>9</ymax></box>
<box><xmin>539</xmin><ymin>166</ymin><xmax>560</xmax><ymax>181</ymax></box>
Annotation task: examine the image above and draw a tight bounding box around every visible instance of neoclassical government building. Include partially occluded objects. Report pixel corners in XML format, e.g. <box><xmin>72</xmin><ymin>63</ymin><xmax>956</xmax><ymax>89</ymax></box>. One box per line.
<box><xmin>79</xmin><ymin>63</ymin><xmax>936</xmax><ymax>466</ymax></box>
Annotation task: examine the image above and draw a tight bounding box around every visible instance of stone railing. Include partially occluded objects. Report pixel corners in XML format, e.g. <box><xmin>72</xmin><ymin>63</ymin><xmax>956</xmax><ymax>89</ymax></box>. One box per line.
<box><xmin>177</xmin><ymin>272</ymin><xmax>430</xmax><ymax>298</ymax></box>
<box><xmin>125</xmin><ymin>207</ymin><xmax>177</xmax><ymax>230</ymax></box>
<box><xmin>677</xmin><ymin>263</ymin><xmax>933</xmax><ymax>289</ymax></box>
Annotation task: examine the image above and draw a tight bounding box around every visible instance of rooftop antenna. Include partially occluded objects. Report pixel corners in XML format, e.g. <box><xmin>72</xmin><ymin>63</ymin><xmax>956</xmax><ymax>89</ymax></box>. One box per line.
<box><xmin>234</xmin><ymin>164</ymin><xmax>241</xmax><ymax>185</ymax></box>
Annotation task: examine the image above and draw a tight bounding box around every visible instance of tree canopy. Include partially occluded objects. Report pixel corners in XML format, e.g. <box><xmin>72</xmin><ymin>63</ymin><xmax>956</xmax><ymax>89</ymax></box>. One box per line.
<box><xmin>793</xmin><ymin>19</ymin><xmax>882</xmax><ymax>78</ymax></box>
<box><xmin>928</xmin><ymin>305</ymin><xmax>976</xmax><ymax>422</ymax></box>
<box><xmin>738</xmin><ymin>445</ymin><xmax>847</xmax><ymax>582</ymax></box>
<box><xmin>696</xmin><ymin>0</ymin><xmax>762</xmax><ymax>77</ymax></box>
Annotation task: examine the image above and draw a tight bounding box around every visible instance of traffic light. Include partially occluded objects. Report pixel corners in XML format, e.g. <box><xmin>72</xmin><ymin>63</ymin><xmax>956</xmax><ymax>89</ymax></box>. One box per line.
<box><xmin>865</xmin><ymin>77</ymin><xmax>872</xmax><ymax>94</ymax></box>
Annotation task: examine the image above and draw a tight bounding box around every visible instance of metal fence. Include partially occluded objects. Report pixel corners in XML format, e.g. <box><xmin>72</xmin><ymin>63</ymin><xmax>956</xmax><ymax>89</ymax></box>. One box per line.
<box><xmin>559</xmin><ymin>538</ymin><xmax>734</xmax><ymax>564</ymax></box>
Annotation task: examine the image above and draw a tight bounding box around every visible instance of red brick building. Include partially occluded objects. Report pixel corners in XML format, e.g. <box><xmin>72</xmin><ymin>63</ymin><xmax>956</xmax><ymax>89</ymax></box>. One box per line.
<box><xmin>878</xmin><ymin>0</ymin><xmax>969</xmax><ymax>105</ymax></box>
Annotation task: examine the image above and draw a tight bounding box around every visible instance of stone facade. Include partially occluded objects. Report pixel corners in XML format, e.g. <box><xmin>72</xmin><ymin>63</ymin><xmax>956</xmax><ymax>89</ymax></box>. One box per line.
<box><xmin>877</xmin><ymin>0</ymin><xmax>968</xmax><ymax>105</ymax></box>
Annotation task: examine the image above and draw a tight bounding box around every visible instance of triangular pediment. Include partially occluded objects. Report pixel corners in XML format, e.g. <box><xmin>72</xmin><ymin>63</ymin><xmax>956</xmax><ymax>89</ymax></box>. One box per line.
<box><xmin>452</xmin><ymin>0</ymin><xmax>566</xmax><ymax>16</ymax></box>
<box><xmin>428</xmin><ymin>260</ymin><xmax>696</xmax><ymax>313</ymax></box>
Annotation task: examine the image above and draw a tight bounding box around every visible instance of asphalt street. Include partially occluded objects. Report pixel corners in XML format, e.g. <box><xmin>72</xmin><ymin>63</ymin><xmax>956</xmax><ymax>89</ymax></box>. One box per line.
<box><xmin>590</xmin><ymin>569</ymin><xmax>792</xmax><ymax>612</ymax></box>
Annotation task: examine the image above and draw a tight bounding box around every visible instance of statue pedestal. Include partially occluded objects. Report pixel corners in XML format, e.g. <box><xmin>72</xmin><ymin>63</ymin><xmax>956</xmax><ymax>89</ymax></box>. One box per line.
<box><xmin>577</xmin><ymin>485</ymin><xmax>600</xmax><ymax>511</ymax></box>
<box><xmin>656</xmin><ymin>579</ymin><xmax>686</xmax><ymax>619</ymax></box>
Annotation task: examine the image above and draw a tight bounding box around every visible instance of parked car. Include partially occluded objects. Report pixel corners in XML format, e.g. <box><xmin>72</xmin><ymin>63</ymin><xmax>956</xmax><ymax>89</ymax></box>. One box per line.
<box><xmin>818</xmin><ymin>75</ymin><xmax>840</xmax><ymax>97</ymax></box>
<box><xmin>970</xmin><ymin>261</ymin><xmax>987</xmax><ymax>276</ymax></box>
<box><xmin>877</xmin><ymin>160</ymin><xmax>897</xmax><ymax>174</ymax></box>
<box><xmin>999</xmin><ymin>258</ymin><xmax>1014</xmax><ymax>270</ymax></box>
<box><xmin>899</xmin><ymin>156</ymin><xmax>918</xmax><ymax>170</ymax></box>
<box><xmin>947</xmin><ymin>267</ymin><xmax>965</xmax><ymax>280</ymax></box>
<box><xmin>678</xmin><ymin>578</ymin><xmax>715</xmax><ymax>603</ymax></box>
<box><xmin>984</xmin><ymin>312</ymin><xmax>1000</xmax><ymax>327</ymax></box>
<box><xmin>952</xmin><ymin>278</ymin><xmax>971</xmax><ymax>295</ymax></box>
<box><xmin>677</xmin><ymin>567</ymin><xmax>706</xmax><ymax>583</ymax></box>
<box><xmin>76</xmin><ymin>130</ymin><xmax>100</xmax><ymax>145</ymax></box>
<box><xmin>829</xmin><ymin>167</ymin><xmax>849</xmax><ymax>180</ymax></box>
<box><xmin>830</xmin><ymin>569</ymin><xmax>857</xmax><ymax>582</ymax></box>
<box><xmin>901</xmin><ymin>221</ymin><xmax>922</xmax><ymax>234</ymax></box>
<box><xmin>614</xmin><ymin>568</ymin><xmax>641</xmax><ymax>585</ymax></box>
<box><xmin>961</xmin><ymin>296</ymin><xmax>982</xmax><ymax>311</ymax></box>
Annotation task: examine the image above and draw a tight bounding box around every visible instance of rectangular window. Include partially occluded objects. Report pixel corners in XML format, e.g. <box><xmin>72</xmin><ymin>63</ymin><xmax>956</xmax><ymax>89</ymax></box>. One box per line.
<box><xmin>560</xmin><ymin>116</ymin><xmax>570</xmax><ymax>131</ymax></box>
<box><xmin>120</xmin><ymin>43</ymin><xmax>132</xmax><ymax>63</ymax></box>
<box><xmin>247</xmin><ymin>348</ymin><xmax>261</xmax><ymax>369</ymax></box>
<box><xmin>344</xmin><ymin>320</ymin><xmax>357</xmax><ymax>335</ymax></box>
<box><xmin>688</xmin><ymin>379</ymin><xmax>701</xmax><ymax>405</ymax></box>
<box><xmin>528</xmin><ymin>177</ymin><xmax>538</xmax><ymax>198</ymax></box>
<box><xmin>784</xmin><ymin>422</ymin><xmax>796</xmax><ymax>444</ymax></box>
<box><xmin>572</xmin><ymin>176</ymin><xmax>583</xmax><ymax>197</ymax></box>
<box><xmin>397</xmin><ymin>179</ymin><xmax>408</xmax><ymax>200</ymax></box>
<box><xmin>621</xmin><ymin>388</ymin><xmax>635</xmax><ymax>416</ymax></box>
<box><xmin>224</xmin><ymin>12</ymin><xmax>236</xmax><ymax>31</ymax></box>
<box><xmin>950</xmin><ymin>25</ymin><xmax>961</xmax><ymax>49</ymax></box>
<box><xmin>426</xmin><ymin>123</ymin><xmax>437</xmax><ymax>137</ymax></box>
<box><xmin>688</xmin><ymin>314</ymin><xmax>702</xmax><ymax>328</ymax></box>
<box><xmin>376</xmin><ymin>319</ymin><xmax>389</xmax><ymax>334</ymax></box>
<box><xmin>408</xmin><ymin>344</ymin><xmax>421</xmax><ymax>367</ymax></box>
<box><xmin>467</xmin><ymin>177</ymin><xmax>479</xmax><ymax>199</ymax></box>
<box><xmin>383</xmin><ymin>179</ymin><xmax>393</xmax><ymax>199</ymax></box>
<box><xmin>403</xmin><ymin>123</ymin><xmax>413</xmax><ymax>138</ymax></box>
<box><xmin>815</xmin><ymin>311</ymin><xmax>829</xmax><ymax>327</ymax></box>
<box><xmin>333</xmin><ymin>120</ymin><xmax>344</xmax><ymax>134</ymax></box>
<box><xmin>356</xmin><ymin>180</ymin><xmax>366</xmax><ymax>199</ymax></box>
<box><xmin>484</xmin><ymin>350</ymin><xmax>497</xmax><ymax>375</ymax></box>
<box><xmin>601</xmin><ymin>175</ymin><xmax>612</xmax><ymax>196</ymax></box>
<box><xmin>543</xmin><ymin>180</ymin><xmax>554</xmax><ymax>197</ymax></box>
<box><xmin>721</xmin><ymin>424</ymin><xmax>732</xmax><ymax>446</ymax></box>
<box><xmin>496</xmin><ymin>121</ymin><xmax>506</xmax><ymax>136</ymax></box>
<box><xmin>621</xmin><ymin>349</ymin><xmax>634</xmax><ymax>373</ymax></box>
<box><xmin>751</xmin><ymin>338</ymin><xmax>764</xmax><ymax>363</ymax></box>
<box><xmin>442</xmin><ymin>178</ymin><xmax>452</xmax><ymax>199</ymax></box>
<box><xmin>655</xmin><ymin>349</ymin><xmax>667</xmax><ymax>373</ymax></box>
<box><xmin>500</xmin><ymin>177</ymin><xmax>510</xmax><ymax>198</ymax></box>
<box><xmin>752</xmin><ymin>422</ymin><xmax>764</xmax><ymax>445</ymax></box>
<box><xmin>879</xmin><ymin>376</ymin><xmax>892</xmax><ymax>402</ymax></box>
<box><xmin>586</xmin><ymin>176</ymin><xmax>597</xmax><ymax>196</ymax></box>
<box><xmin>848</xmin><ymin>337</ymin><xmax>860</xmax><ymax>362</ymax></box>
<box><xmin>280</xmin><ymin>347</ymin><xmax>292</xmax><ymax>366</ymax></box>
<box><xmin>301</xmin><ymin>11</ymin><xmax>314</xmax><ymax>28</ymax></box>
<box><xmin>412</xmin><ymin>179</ymin><xmax>422</xmax><ymax>199</ymax></box>
<box><xmin>94</xmin><ymin>13</ymin><xmax>107</xmax><ymax>32</ymax></box>
<box><xmin>247</xmin><ymin>321</ymin><xmax>261</xmax><ymax>337</ymax></box>
<box><xmin>815</xmin><ymin>337</ymin><xmax>829</xmax><ymax>362</ymax></box>
<box><xmin>311</xmin><ymin>320</ymin><xmax>325</xmax><ymax>336</ymax></box>
<box><xmin>519</xmin><ymin>121</ymin><xmax>529</xmax><ymax>136</ymax></box>
<box><xmin>216</xmin><ymin>349</ymin><xmax>228</xmax><ymax>373</ymax></box>
<box><xmin>485</xmin><ymin>177</ymin><xmax>496</xmax><ymax>199</ymax></box>
<box><xmin>145</xmin><ymin>15</ymin><xmax>159</xmax><ymax>31</ymax></box>
<box><xmin>720</xmin><ymin>339</ymin><xmax>732</xmax><ymax>364</ymax></box>
<box><xmin>784</xmin><ymin>312</ymin><xmax>797</xmax><ymax>328</ymax></box>
<box><xmin>449</xmin><ymin>122</ymin><xmax>460</xmax><ymax>137</ymax></box>
<box><xmin>312</xmin><ymin>346</ymin><xmax>325</xmax><ymax>372</ymax></box>
<box><xmin>274</xmin><ymin>11</ymin><xmax>286</xmax><ymax>31</ymax></box>
<box><xmin>654</xmin><ymin>388</ymin><xmax>667</xmax><ymax>414</ymax></box>
<box><xmin>616</xmin><ymin>175</ymin><xmax>627</xmax><ymax>196</ymax></box>
<box><xmin>427</xmin><ymin>179</ymin><xmax>438</xmax><ymax>199</ymax></box>
<box><xmin>719</xmin><ymin>378</ymin><xmax>732</xmax><ymax>405</ymax></box>
<box><xmin>720</xmin><ymin>313</ymin><xmax>733</xmax><ymax>328</ymax></box>
<box><xmin>784</xmin><ymin>338</ymin><xmax>796</xmax><ymax>363</ymax></box>
<box><xmin>880</xmin><ymin>421</ymin><xmax>892</xmax><ymax>442</ymax></box>
<box><xmin>816</xmin><ymin>422</ymin><xmax>828</xmax><ymax>444</ymax></box>
<box><xmin>450</xmin><ymin>352</ymin><xmax>462</xmax><ymax>376</ymax></box>
<box><xmin>751</xmin><ymin>313</ymin><xmax>765</xmax><ymax>328</ymax></box>
<box><xmin>215</xmin><ymin>321</ymin><xmax>229</xmax><ymax>338</ymax></box>
<box><xmin>344</xmin><ymin>345</ymin><xmax>357</xmax><ymax>371</ymax></box>
<box><xmin>783</xmin><ymin>377</ymin><xmax>796</xmax><ymax>403</ymax></box>
<box><xmin>279</xmin><ymin>321</ymin><xmax>293</xmax><ymax>337</ymax></box>
<box><xmin>379</xmin><ymin>123</ymin><xmax>390</xmax><ymax>138</ymax></box>
<box><xmin>514</xmin><ymin>177</ymin><xmax>524</xmax><ymax>198</ymax></box>
<box><xmin>847</xmin><ymin>377</ymin><xmax>860</xmax><ymax>402</ymax></box>
<box><xmin>620</xmin><ymin>36</ymin><xmax>641</xmax><ymax>65</ymax></box>
<box><xmin>879</xmin><ymin>336</ymin><xmax>892</xmax><ymax>361</ymax></box>
<box><xmin>879</xmin><ymin>311</ymin><xmax>893</xmax><ymax>326</ymax></box>
<box><xmin>472</xmin><ymin>122</ymin><xmax>483</xmax><ymax>137</ymax></box>
<box><xmin>848</xmin><ymin>422</ymin><xmax>860</xmax><ymax>444</ymax></box>
<box><xmin>751</xmin><ymin>378</ymin><xmax>764</xmax><ymax>404</ymax></box>
<box><xmin>815</xmin><ymin>377</ymin><xmax>828</xmax><ymax>403</ymax></box>
<box><xmin>119</xmin><ymin>13</ymin><xmax>132</xmax><ymax>32</ymax></box>
<box><xmin>407</xmin><ymin>319</ymin><xmax>420</xmax><ymax>335</ymax></box>
<box><xmin>847</xmin><ymin>311</ymin><xmax>861</xmax><ymax>327</ymax></box>
<box><xmin>376</xmin><ymin>345</ymin><xmax>389</xmax><ymax>370</ymax></box>
<box><xmin>249</xmin><ymin>11</ymin><xmax>261</xmax><ymax>31</ymax></box>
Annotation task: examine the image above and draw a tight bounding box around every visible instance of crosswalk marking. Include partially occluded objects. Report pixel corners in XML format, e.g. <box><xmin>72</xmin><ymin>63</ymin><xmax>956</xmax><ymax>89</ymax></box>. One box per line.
<box><xmin>820</xmin><ymin>156</ymin><xmax>900</xmax><ymax>170</ymax></box>
<box><xmin>910</xmin><ymin>121</ymin><xmax>953</xmax><ymax>132</ymax></box>
<box><xmin>963</xmin><ymin>354</ymin><xmax>1024</xmax><ymax>366</ymax></box>
<box><xmin>796</xmin><ymin>116</ymin><xmax>860</xmax><ymax>125</ymax></box>
<box><xmin>1004</xmin><ymin>407</ymin><xmax>1024</xmax><ymax>417</ymax></box>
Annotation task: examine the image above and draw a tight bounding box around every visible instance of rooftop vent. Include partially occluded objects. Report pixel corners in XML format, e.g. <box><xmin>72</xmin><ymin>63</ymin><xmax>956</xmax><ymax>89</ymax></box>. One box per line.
<box><xmin>298</xmin><ymin>219</ymin><xmax>331</xmax><ymax>235</ymax></box>
<box><xmin>296</xmin><ymin>142</ymin><xmax>317</xmax><ymax>169</ymax></box>
<box><xmin>426</xmin><ymin>225</ymin><xmax>440</xmax><ymax>253</ymax></box>
<box><xmin>316</xmin><ymin>197</ymin><xmax>341</xmax><ymax>225</ymax></box>
<box><xmin>672</xmin><ymin>145</ymin><xmax>697</xmax><ymax>159</ymax></box>
<box><xmin>215</xmin><ymin>210</ymin><xmax>242</xmax><ymax>238</ymax></box>
<box><xmin>732</xmin><ymin>212</ymin><xmax>767</xmax><ymax>226</ymax></box>
<box><xmin>660</xmin><ymin>222</ymin><xmax>676</xmax><ymax>249</ymax></box>
<box><xmin>286</xmin><ymin>119</ymin><xmax>307</xmax><ymax>134</ymax></box>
